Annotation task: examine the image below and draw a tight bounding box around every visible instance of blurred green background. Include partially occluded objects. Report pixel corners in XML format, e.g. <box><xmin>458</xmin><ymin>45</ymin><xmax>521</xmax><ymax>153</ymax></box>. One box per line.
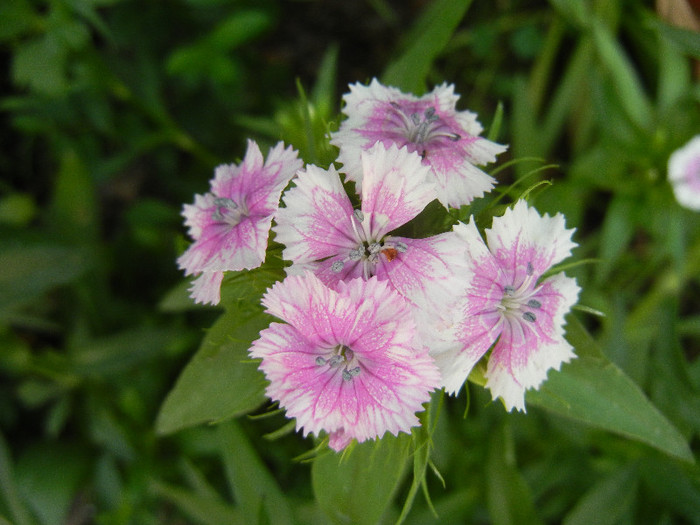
<box><xmin>2</xmin><ymin>0</ymin><xmax>700</xmax><ymax>523</ymax></box>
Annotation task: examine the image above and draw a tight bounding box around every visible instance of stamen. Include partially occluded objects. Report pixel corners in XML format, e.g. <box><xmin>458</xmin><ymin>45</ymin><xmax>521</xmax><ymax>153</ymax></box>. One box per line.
<box><xmin>331</xmin><ymin>261</ymin><xmax>344</xmax><ymax>273</ymax></box>
<box><xmin>527</xmin><ymin>262</ymin><xmax>534</xmax><ymax>276</ymax></box>
<box><xmin>527</xmin><ymin>299</ymin><xmax>542</xmax><ymax>309</ymax></box>
<box><xmin>368</xmin><ymin>242</ymin><xmax>381</xmax><ymax>255</ymax></box>
<box><xmin>395</xmin><ymin>241</ymin><xmax>408</xmax><ymax>253</ymax></box>
<box><xmin>328</xmin><ymin>355</ymin><xmax>343</xmax><ymax>367</ymax></box>
<box><xmin>504</xmin><ymin>285</ymin><xmax>515</xmax><ymax>296</ymax></box>
<box><xmin>348</xmin><ymin>247</ymin><xmax>363</xmax><ymax>261</ymax></box>
<box><xmin>354</xmin><ymin>209</ymin><xmax>365</xmax><ymax>222</ymax></box>
<box><xmin>315</xmin><ymin>356</ymin><xmax>327</xmax><ymax>366</ymax></box>
<box><xmin>523</xmin><ymin>311</ymin><xmax>537</xmax><ymax>323</ymax></box>
<box><xmin>424</xmin><ymin>107</ymin><xmax>437</xmax><ymax>120</ymax></box>
<box><xmin>449</xmin><ymin>133</ymin><xmax>461</xmax><ymax>141</ymax></box>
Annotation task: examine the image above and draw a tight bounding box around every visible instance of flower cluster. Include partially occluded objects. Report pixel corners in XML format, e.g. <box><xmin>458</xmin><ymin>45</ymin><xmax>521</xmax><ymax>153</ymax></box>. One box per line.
<box><xmin>178</xmin><ymin>79</ymin><xmax>580</xmax><ymax>451</ymax></box>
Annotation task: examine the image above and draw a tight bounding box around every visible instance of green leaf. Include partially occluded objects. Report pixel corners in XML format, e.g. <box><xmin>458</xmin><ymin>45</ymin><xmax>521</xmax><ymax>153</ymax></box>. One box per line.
<box><xmin>486</xmin><ymin>424</ymin><xmax>543</xmax><ymax>525</ymax></box>
<box><xmin>156</xmin><ymin>305</ymin><xmax>270</xmax><ymax>435</ymax></box>
<box><xmin>527</xmin><ymin>317</ymin><xmax>693</xmax><ymax>462</ymax></box>
<box><xmin>50</xmin><ymin>149</ymin><xmax>99</xmax><ymax>243</ymax></box>
<box><xmin>0</xmin><ymin>244</ymin><xmax>88</xmax><ymax>319</ymax></box>
<box><xmin>563</xmin><ymin>464</ymin><xmax>638</xmax><ymax>525</ymax></box>
<box><xmin>15</xmin><ymin>442</ymin><xmax>90</xmax><ymax>525</ymax></box>
<box><xmin>382</xmin><ymin>0</ymin><xmax>473</xmax><ymax>94</ymax></box>
<box><xmin>312</xmin><ymin>434</ymin><xmax>411</xmax><ymax>525</ymax></box>
<box><xmin>218</xmin><ymin>420</ymin><xmax>293</xmax><ymax>525</ymax></box>
<box><xmin>150</xmin><ymin>480</ymin><xmax>243</xmax><ymax>525</ymax></box>
<box><xmin>0</xmin><ymin>432</ymin><xmax>35</xmax><ymax>525</ymax></box>
<box><xmin>591</xmin><ymin>20</ymin><xmax>653</xmax><ymax>130</ymax></box>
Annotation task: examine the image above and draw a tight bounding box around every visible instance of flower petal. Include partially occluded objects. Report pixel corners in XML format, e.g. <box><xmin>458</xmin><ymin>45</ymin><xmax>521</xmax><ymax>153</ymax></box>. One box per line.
<box><xmin>359</xmin><ymin>143</ymin><xmax>435</xmax><ymax>238</ymax></box>
<box><xmin>274</xmin><ymin>164</ymin><xmax>358</xmax><ymax>264</ymax></box>
<box><xmin>485</xmin><ymin>200</ymin><xmax>577</xmax><ymax>282</ymax></box>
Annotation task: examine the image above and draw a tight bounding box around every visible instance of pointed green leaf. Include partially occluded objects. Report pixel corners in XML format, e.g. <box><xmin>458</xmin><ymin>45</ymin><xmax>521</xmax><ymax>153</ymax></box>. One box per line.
<box><xmin>150</xmin><ymin>480</ymin><xmax>243</xmax><ymax>525</ymax></box>
<box><xmin>591</xmin><ymin>21</ymin><xmax>653</xmax><ymax>130</ymax></box>
<box><xmin>486</xmin><ymin>424</ymin><xmax>543</xmax><ymax>525</ymax></box>
<box><xmin>312</xmin><ymin>435</ymin><xmax>411</xmax><ymax>525</ymax></box>
<box><xmin>527</xmin><ymin>317</ymin><xmax>693</xmax><ymax>462</ymax></box>
<box><xmin>563</xmin><ymin>464</ymin><xmax>638</xmax><ymax>525</ymax></box>
<box><xmin>382</xmin><ymin>0</ymin><xmax>473</xmax><ymax>94</ymax></box>
<box><xmin>156</xmin><ymin>305</ymin><xmax>270</xmax><ymax>435</ymax></box>
<box><xmin>218</xmin><ymin>420</ymin><xmax>293</xmax><ymax>525</ymax></box>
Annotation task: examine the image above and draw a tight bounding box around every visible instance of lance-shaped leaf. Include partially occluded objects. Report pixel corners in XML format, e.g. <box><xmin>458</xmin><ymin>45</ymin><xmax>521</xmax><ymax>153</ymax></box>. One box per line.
<box><xmin>526</xmin><ymin>317</ymin><xmax>693</xmax><ymax>462</ymax></box>
<box><xmin>156</xmin><ymin>304</ymin><xmax>270</xmax><ymax>435</ymax></box>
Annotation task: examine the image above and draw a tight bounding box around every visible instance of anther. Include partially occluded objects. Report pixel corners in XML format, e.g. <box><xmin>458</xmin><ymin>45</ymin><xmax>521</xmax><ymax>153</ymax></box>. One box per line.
<box><xmin>331</xmin><ymin>261</ymin><xmax>344</xmax><ymax>273</ymax></box>
<box><xmin>504</xmin><ymin>285</ymin><xmax>515</xmax><ymax>296</ymax></box>
<box><xmin>348</xmin><ymin>248</ymin><xmax>363</xmax><ymax>261</ymax></box>
<box><xmin>353</xmin><ymin>209</ymin><xmax>365</xmax><ymax>222</ymax></box>
<box><xmin>523</xmin><ymin>311</ymin><xmax>537</xmax><ymax>323</ymax></box>
<box><xmin>527</xmin><ymin>262</ymin><xmax>534</xmax><ymax>276</ymax></box>
<box><xmin>368</xmin><ymin>242</ymin><xmax>381</xmax><ymax>255</ymax></box>
<box><xmin>449</xmin><ymin>133</ymin><xmax>461</xmax><ymax>141</ymax></box>
<box><xmin>315</xmin><ymin>356</ymin><xmax>327</xmax><ymax>366</ymax></box>
<box><xmin>328</xmin><ymin>355</ymin><xmax>343</xmax><ymax>367</ymax></box>
<box><xmin>395</xmin><ymin>241</ymin><xmax>408</xmax><ymax>253</ymax></box>
<box><xmin>527</xmin><ymin>299</ymin><xmax>542</xmax><ymax>309</ymax></box>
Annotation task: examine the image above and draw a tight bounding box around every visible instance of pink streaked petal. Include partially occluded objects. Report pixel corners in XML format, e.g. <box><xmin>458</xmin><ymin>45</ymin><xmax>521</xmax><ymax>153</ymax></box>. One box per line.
<box><xmin>668</xmin><ymin>135</ymin><xmax>700</xmax><ymax>210</ymax></box>
<box><xmin>485</xmin><ymin>319</ymin><xmax>575</xmax><ymax>412</ymax></box>
<box><xmin>360</xmin><ymin>143</ymin><xmax>435</xmax><ymax>238</ymax></box>
<box><xmin>177</xmin><ymin>215</ymin><xmax>270</xmax><ymax>273</ymax></box>
<box><xmin>181</xmin><ymin>194</ymin><xmax>215</xmax><ymax>240</ymax></box>
<box><xmin>274</xmin><ymin>165</ymin><xmax>358</xmax><ymax>263</ymax></box>
<box><xmin>375</xmin><ymin>233</ymin><xmax>470</xmax><ymax>314</ymax></box>
<box><xmin>211</xmin><ymin>140</ymin><xmax>301</xmax><ymax>216</ymax></box>
<box><xmin>285</xmin><ymin>257</ymin><xmax>366</xmax><ymax>290</ymax></box>
<box><xmin>261</xmin><ymin>272</ymin><xmax>355</xmax><ymax>347</ymax></box>
<box><xmin>429</xmin><ymin>148</ymin><xmax>498</xmax><ymax>209</ymax></box>
<box><xmin>187</xmin><ymin>271</ymin><xmax>224</xmax><ymax>305</ymax></box>
<box><xmin>433</xmin><ymin>308</ymin><xmax>502</xmax><ymax>394</ymax></box>
<box><xmin>328</xmin><ymin>429</ymin><xmax>354</xmax><ymax>451</ymax></box>
<box><xmin>485</xmin><ymin>200</ymin><xmax>577</xmax><ymax>280</ymax></box>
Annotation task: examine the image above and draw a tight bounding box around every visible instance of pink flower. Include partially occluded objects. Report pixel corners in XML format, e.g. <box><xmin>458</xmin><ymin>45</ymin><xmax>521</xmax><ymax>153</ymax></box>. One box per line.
<box><xmin>435</xmin><ymin>200</ymin><xmax>580</xmax><ymax>411</ymax></box>
<box><xmin>668</xmin><ymin>135</ymin><xmax>700</xmax><ymax>211</ymax></box>
<box><xmin>177</xmin><ymin>140</ymin><xmax>302</xmax><ymax>304</ymax></box>
<box><xmin>249</xmin><ymin>272</ymin><xmax>440</xmax><ymax>451</ymax></box>
<box><xmin>274</xmin><ymin>142</ymin><xmax>470</xmax><ymax>328</ymax></box>
<box><xmin>330</xmin><ymin>79</ymin><xmax>507</xmax><ymax>209</ymax></box>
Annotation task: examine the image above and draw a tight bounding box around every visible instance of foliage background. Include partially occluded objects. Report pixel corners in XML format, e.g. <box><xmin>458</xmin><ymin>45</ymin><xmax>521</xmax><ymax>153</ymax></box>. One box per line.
<box><xmin>1</xmin><ymin>0</ymin><xmax>700</xmax><ymax>523</ymax></box>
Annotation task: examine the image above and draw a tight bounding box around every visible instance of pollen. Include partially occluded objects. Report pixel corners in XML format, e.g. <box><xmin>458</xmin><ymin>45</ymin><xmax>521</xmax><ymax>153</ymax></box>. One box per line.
<box><xmin>381</xmin><ymin>247</ymin><xmax>399</xmax><ymax>262</ymax></box>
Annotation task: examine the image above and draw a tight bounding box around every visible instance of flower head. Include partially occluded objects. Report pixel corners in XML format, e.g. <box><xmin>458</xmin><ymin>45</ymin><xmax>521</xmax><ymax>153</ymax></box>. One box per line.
<box><xmin>435</xmin><ymin>200</ymin><xmax>580</xmax><ymax>411</ymax></box>
<box><xmin>330</xmin><ymin>79</ymin><xmax>507</xmax><ymax>209</ymax></box>
<box><xmin>177</xmin><ymin>140</ymin><xmax>302</xmax><ymax>304</ymax></box>
<box><xmin>249</xmin><ymin>272</ymin><xmax>440</xmax><ymax>451</ymax></box>
<box><xmin>668</xmin><ymin>135</ymin><xmax>700</xmax><ymax>211</ymax></box>
<box><xmin>274</xmin><ymin>143</ymin><xmax>470</xmax><ymax>337</ymax></box>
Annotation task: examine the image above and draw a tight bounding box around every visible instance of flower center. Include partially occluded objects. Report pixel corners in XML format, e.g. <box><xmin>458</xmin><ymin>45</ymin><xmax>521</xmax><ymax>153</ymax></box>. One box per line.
<box><xmin>389</xmin><ymin>102</ymin><xmax>462</xmax><ymax>149</ymax></box>
<box><xmin>330</xmin><ymin>209</ymin><xmax>408</xmax><ymax>278</ymax></box>
<box><xmin>497</xmin><ymin>262</ymin><xmax>542</xmax><ymax>323</ymax></box>
<box><xmin>315</xmin><ymin>345</ymin><xmax>361</xmax><ymax>381</ymax></box>
<box><xmin>210</xmin><ymin>196</ymin><xmax>246</xmax><ymax>227</ymax></box>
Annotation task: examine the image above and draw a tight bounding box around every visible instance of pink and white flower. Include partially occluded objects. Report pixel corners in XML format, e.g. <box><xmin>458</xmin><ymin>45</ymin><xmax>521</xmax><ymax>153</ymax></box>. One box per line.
<box><xmin>330</xmin><ymin>79</ymin><xmax>507</xmax><ymax>209</ymax></box>
<box><xmin>177</xmin><ymin>140</ymin><xmax>302</xmax><ymax>304</ymax></box>
<box><xmin>274</xmin><ymin>142</ymin><xmax>470</xmax><ymax>337</ymax></box>
<box><xmin>668</xmin><ymin>135</ymin><xmax>700</xmax><ymax>211</ymax></box>
<box><xmin>249</xmin><ymin>272</ymin><xmax>440</xmax><ymax>451</ymax></box>
<box><xmin>434</xmin><ymin>200</ymin><xmax>580</xmax><ymax>411</ymax></box>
